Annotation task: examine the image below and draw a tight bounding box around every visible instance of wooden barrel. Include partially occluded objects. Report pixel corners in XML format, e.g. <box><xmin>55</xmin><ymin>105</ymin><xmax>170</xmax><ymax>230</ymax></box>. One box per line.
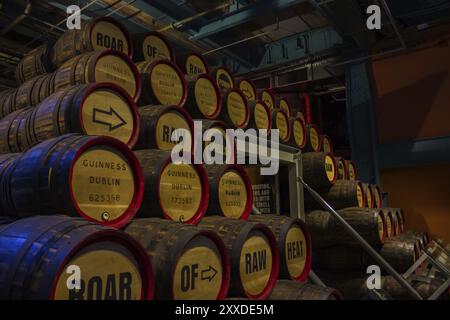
<box><xmin>184</xmin><ymin>73</ymin><xmax>222</xmax><ymax>119</ymax></box>
<box><xmin>278</xmin><ymin>98</ymin><xmax>291</xmax><ymax>118</ymax></box>
<box><xmin>370</xmin><ymin>184</ymin><xmax>382</xmax><ymax>208</ymax></box>
<box><xmin>335</xmin><ymin>157</ymin><xmax>347</xmax><ymax>180</ymax></box>
<box><xmin>133</xmin><ymin>150</ymin><xmax>209</xmax><ymax>225</ymax></box>
<box><xmin>260</xmin><ymin>89</ymin><xmax>276</xmax><ymax>110</ymax></box>
<box><xmin>133</xmin><ymin>31</ymin><xmax>174</xmax><ymax>63</ymax></box>
<box><xmin>392</xmin><ymin>208</ymin><xmax>405</xmax><ymax>233</ymax></box>
<box><xmin>28</xmin><ymin>83</ymin><xmax>140</xmax><ymax>149</ymax></box>
<box><xmin>306</xmin><ymin>208</ymin><xmax>386</xmax><ymax>248</ymax></box>
<box><xmin>0</xmin><ymin>215</ymin><xmax>153</xmax><ymax>300</ymax></box>
<box><xmin>381</xmin><ymin>239</ymin><xmax>420</xmax><ymax>273</ymax></box>
<box><xmin>381</xmin><ymin>208</ymin><xmax>395</xmax><ymax>238</ymax></box>
<box><xmin>52</xmin><ymin>17</ymin><xmax>132</xmax><ymax>67</ymax></box>
<box><xmin>269</xmin><ymin>280</ymin><xmax>342</xmax><ymax>300</ymax></box>
<box><xmin>30</xmin><ymin>73</ymin><xmax>56</xmax><ymax>107</ymax></box>
<box><xmin>0</xmin><ymin>89</ymin><xmax>15</xmax><ymax>118</ymax></box>
<box><xmin>16</xmin><ymin>44</ymin><xmax>55</xmax><ymax>83</ymax></box>
<box><xmin>211</xmin><ymin>67</ymin><xmax>235</xmax><ymax>91</ymax></box>
<box><xmin>54</xmin><ymin>50</ymin><xmax>141</xmax><ymax>102</ymax></box>
<box><xmin>362</xmin><ymin>183</ymin><xmax>374</xmax><ymax>208</ymax></box>
<box><xmin>0</xmin><ymin>134</ymin><xmax>143</xmax><ymax>228</ymax></box>
<box><xmin>200</xmin><ymin>119</ymin><xmax>232</xmax><ymax>163</ymax></box>
<box><xmin>313</xmin><ymin>246</ymin><xmax>371</xmax><ymax>272</ymax></box>
<box><xmin>219</xmin><ymin>89</ymin><xmax>249</xmax><ymax>129</ymax></box>
<box><xmin>0</xmin><ymin>108</ymin><xmax>32</xmax><ymax>154</ymax></box>
<box><xmin>205</xmin><ymin>164</ymin><xmax>253</xmax><ymax>220</ymax></box>
<box><xmin>272</xmin><ymin>108</ymin><xmax>291</xmax><ymax>143</ymax></box>
<box><xmin>248</xmin><ymin>215</ymin><xmax>312</xmax><ymax>281</ymax></box>
<box><xmin>124</xmin><ymin>218</ymin><xmax>230</xmax><ymax>300</ymax></box>
<box><xmin>137</xmin><ymin>60</ymin><xmax>187</xmax><ymax>107</ymax></box>
<box><xmin>246</xmin><ymin>100</ymin><xmax>272</xmax><ymax>132</ymax></box>
<box><xmin>346</xmin><ymin>160</ymin><xmax>358</xmax><ymax>181</ymax></box>
<box><xmin>177</xmin><ymin>52</ymin><xmax>209</xmax><ymax>76</ymax></box>
<box><xmin>199</xmin><ymin>217</ymin><xmax>279</xmax><ymax>299</ymax></box>
<box><xmin>304</xmin><ymin>180</ymin><xmax>366</xmax><ymax>210</ymax></box>
<box><xmin>296</xmin><ymin>110</ymin><xmax>306</xmax><ymax>124</ymax></box>
<box><xmin>397</xmin><ymin>231</ymin><xmax>428</xmax><ymax>250</ymax></box>
<box><xmin>389</xmin><ymin>209</ymin><xmax>401</xmax><ymax>236</ymax></box>
<box><xmin>11</xmin><ymin>74</ymin><xmax>57</xmax><ymax>111</ymax></box>
<box><xmin>288</xmin><ymin>117</ymin><xmax>306</xmax><ymax>149</ymax></box>
<box><xmin>303</xmin><ymin>152</ymin><xmax>337</xmax><ymax>189</ymax></box>
<box><xmin>321</xmin><ymin>135</ymin><xmax>333</xmax><ymax>154</ymax></box>
<box><xmin>304</xmin><ymin>124</ymin><xmax>321</xmax><ymax>152</ymax></box>
<box><xmin>238</xmin><ymin>78</ymin><xmax>257</xmax><ymax>101</ymax></box>
<box><xmin>134</xmin><ymin>105</ymin><xmax>193</xmax><ymax>151</ymax></box>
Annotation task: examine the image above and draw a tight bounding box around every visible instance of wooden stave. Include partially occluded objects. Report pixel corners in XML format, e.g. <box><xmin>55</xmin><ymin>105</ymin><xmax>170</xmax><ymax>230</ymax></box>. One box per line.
<box><xmin>16</xmin><ymin>44</ymin><xmax>55</xmax><ymax>83</ymax></box>
<box><xmin>380</xmin><ymin>239</ymin><xmax>420</xmax><ymax>273</ymax></box>
<box><xmin>302</xmin><ymin>152</ymin><xmax>337</xmax><ymax>189</ymax></box>
<box><xmin>304</xmin><ymin>180</ymin><xmax>366</xmax><ymax>210</ymax></box>
<box><xmin>269</xmin><ymin>280</ymin><xmax>342</xmax><ymax>300</ymax></box>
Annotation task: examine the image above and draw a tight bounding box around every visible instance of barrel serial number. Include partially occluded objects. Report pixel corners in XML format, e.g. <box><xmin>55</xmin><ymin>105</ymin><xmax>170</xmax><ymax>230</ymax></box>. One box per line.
<box><xmin>88</xmin><ymin>193</ymin><xmax>121</xmax><ymax>203</ymax></box>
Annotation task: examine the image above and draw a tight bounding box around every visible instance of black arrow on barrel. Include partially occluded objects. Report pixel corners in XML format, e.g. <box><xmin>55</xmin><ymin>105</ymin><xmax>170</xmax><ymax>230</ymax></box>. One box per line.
<box><xmin>201</xmin><ymin>266</ymin><xmax>218</xmax><ymax>282</ymax></box>
<box><xmin>92</xmin><ymin>107</ymin><xmax>127</xmax><ymax>131</ymax></box>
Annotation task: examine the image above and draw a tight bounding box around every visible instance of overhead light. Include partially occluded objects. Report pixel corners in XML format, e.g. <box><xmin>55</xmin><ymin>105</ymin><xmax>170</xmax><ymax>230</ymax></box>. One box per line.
<box><xmin>416</xmin><ymin>23</ymin><xmax>430</xmax><ymax>31</ymax></box>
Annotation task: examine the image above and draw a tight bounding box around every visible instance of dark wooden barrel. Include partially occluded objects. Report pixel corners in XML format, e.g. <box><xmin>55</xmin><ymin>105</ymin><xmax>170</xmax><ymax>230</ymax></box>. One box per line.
<box><xmin>248</xmin><ymin>214</ymin><xmax>312</xmax><ymax>281</ymax></box>
<box><xmin>237</xmin><ymin>78</ymin><xmax>257</xmax><ymax>102</ymax></box>
<box><xmin>205</xmin><ymin>164</ymin><xmax>253</xmax><ymax>220</ymax></box>
<box><xmin>219</xmin><ymin>89</ymin><xmax>249</xmax><ymax>129</ymax></box>
<box><xmin>370</xmin><ymin>184</ymin><xmax>382</xmax><ymax>208</ymax></box>
<box><xmin>395</xmin><ymin>208</ymin><xmax>405</xmax><ymax>232</ymax></box>
<box><xmin>133</xmin><ymin>31</ymin><xmax>174</xmax><ymax>63</ymax></box>
<box><xmin>137</xmin><ymin>60</ymin><xmax>187</xmax><ymax>107</ymax></box>
<box><xmin>271</xmin><ymin>108</ymin><xmax>291</xmax><ymax>143</ymax></box>
<box><xmin>306</xmin><ymin>207</ymin><xmax>386</xmax><ymax>248</ymax></box>
<box><xmin>16</xmin><ymin>44</ymin><xmax>55</xmax><ymax>83</ymax></box>
<box><xmin>52</xmin><ymin>17</ymin><xmax>132</xmax><ymax>67</ymax></box>
<box><xmin>198</xmin><ymin>217</ymin><xmax>279</xmax><ymax>299</ymax></box>
<box><xmin>288</xmin><ymin>117</ymin><xmax>306</xmax><ymax>149</ymax></box>
<box><xmin>279</xmin><ymin>98</ymin><xmax>292</xmax><ymax>118</ymax></box>
<box><xmin>269</xmin><ymin>280</ymin><xmax>342</xmax><ymax>300</ymax></box>
<box><xmin>321</xmin><ymin>135</ymin><xmax>333</xmax><ymax>155</ymax></box>
<box><xmin>246</xmin><ymin>100</ymin><xmax>272</xmax><ymax>132</ymax></box>
<box><xmin>211</xmin><ymin>67</ymin><xmax>235</xmax><ymax>91</ymax></box>
<box><xmin>335</xmin><ymin>157</ymin><xmax>347</xmax><ymax>180</ymax></box>
<box><xmin>133</xmin><ymin>150</ymin><xmax>209</xmax><ymax>225</ymax></box>
<box><xmin>177</xmin><ymin>52</ymin><xmax>210</xmax><ymax>76</ymax></box>
<box><xmin>0</xmin><ymin>154</ymin><xmax>19</xmax><ymax>185</ymax></box>
<box><xmin>296</xmin><ymin>110</ymin><xmax>306</xmax><ymax>124</ymax></box>
<box><xmin>346</xmin><ymin>160</ymin><xmax>358</xmax><ymax>181</ymax></box>
<box><xmin>304</xmin><ymin>180</ymin><xmax>366</xmax><ymax>210</ymax></box>
<box><xmin>389</xmin><ymin>208</ymin><xmax>401</xmax><ymax>236</ymax></box>
<box><xmin>304</xmin><ymin>124</ymin><xmax>321</xmax><ymax>152</ymax></box>
<box><xmin>199</xmin><ymin>119</ymin><xmax>232</xmax><ymax>163</ymax></box>
<box><xmin>380</xmin><ymin>239</ymin><xmax>420</xmax><ymax>273</ymax></box>
<box><xmin>362</xmin><ymin>183</ymin><xmax>374</xmax><ymax>208</ymax></box>
<box><xmin>260</xmin><ymin>89</ymin><xmax>276</xmax><ymax>111</ymax></box>
<box><xmin>381</xmin><ymin>208</ymin><xmax>395</xmax><ymax>238</ymax></box>
<box><xmin>54</xmin><ymin>50</ymin><xmax>141</xmax><ymax>102</ymax></box>
<box><xmin>0</xmin><ymin>215</ymin><xmax>153</xmax><ymax>300</ymax></box>
<box><xmin>124</xmin><ymin>218</ymin><xmax>230</xmax><ymax>300</ymax></box>
<box><xmin>313</xmin><ymin>246</ymin><xmax>371</xmax><ymax>272</ymax></box>
<box><xmin>30</xmin><ymin>73</ymin><xmax>56</xmax><ymax>106</ymax></box>
<box><xmin>0</xmin><ymin>108</ymin><xmax>32</xmax><ymax>154</ymax></box>
<box><xmin>302</xmin><ymin>152</ymin><xmax>337</xmax><ymax>189</ymax></box>
<box><xmin>134</xmin><ymin>105</ymin><xmax>193</xmax><ymax>151</ymax></box>
<box><xmin>0</xmin><ymin>89</ymin><xmax>15</xmax><ymax>118</ymax></box>
<box><xmin>397</xmin><ymin>231</ymin><xmax>428</xmax><ymax>250</ymax></box>
<box><xmin>184</xmin><ymin>73</ymin><xmax>222</xmax><ymax>119</ymax></box>
<box><xmin>10</xmin><ymin>74</ymin><xmax>56</xmax><ymax>112</ymax></box>
<box><xmin>0</xmin><ymin>134</ymin><xmax>143</xmax><ymax>228</ymax></box>
<box><xmin>28</xmin><ymin>83</ymin><xmax>140</xmax><ymax>149</ymax></box>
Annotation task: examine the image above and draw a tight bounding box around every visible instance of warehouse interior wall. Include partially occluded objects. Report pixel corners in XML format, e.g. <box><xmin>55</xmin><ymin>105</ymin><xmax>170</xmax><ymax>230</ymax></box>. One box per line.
<box><xmin>371</xmin><ymin>39</ymin><xmax>450</xmax><ymax>242</ymax></box>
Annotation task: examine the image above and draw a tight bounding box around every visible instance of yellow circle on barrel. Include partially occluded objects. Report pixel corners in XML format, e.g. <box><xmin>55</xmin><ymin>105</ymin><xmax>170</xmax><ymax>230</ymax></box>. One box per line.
<box><xmin>239</xmin><ymin>80</ymin><xmax>256</xmax><ymax>101</ymax></box>
<box><xmin>374</xmin><ymin>187</ymin><xmax>382</xmax><ymax>208</ymax></box>
<box><xmin>155</xmin><ymin>111</ymin><xmax>190</xmax><ymax>151</ymax></box>
<box><xmin>218</xmin><ymin>170</ymin><xmax>247</xmax><ymax>219</ymax></box>
<box><xmin>293</xmin><ymin>120</ymin><xmax>305</xmax><ymax>147</ymax></box>
<box><xmin>91</xmin><ymin>21</ymin><xmax>129</xmax><ymax>55</ymax></box>
<box><xmin>216</xmin><ymin>68</ymin><xmax>234</xmax><ymax>91</ymax></box>
<box><xmin>195</xmin><ymin>77</ymin><xmax>218</xmax><ymax>117</ymax></box>
<box><xmin>378</xmin><ymin>215</ymin><xmax>385</xmax><ymax>240</ymax></box>
<box><xmin>71</xmin><ymin>146</ymin><xmax>135</xmax><ymax>222</ymax></box>
<box><xmin>227</xmin><ymin>91</ymin><xmax>246</xmax><ymax>127</ymax></box>
<box><xmin>186</xmin><ymin>55</ymin><xmax>207</xmax><ymax>75</ymax></box>
<box><xmin>151</xmin><ymin>63</ymin><xmax>184</xmax><ymax>105</ymax></box>
<box><xmin>356</xmin><ymin>184</ymin><xmax>364</xmax><ymax>208</ymax></box>
<box><xmin>338</xmin><ymin>160</ymin><xmax>345</xmax><ymax>179</ymax></box>
<box><xmin>159</xmin><ymin>163</ymin><xmax>202</xmax><ymax>222</ymax></box>
<box><xmin>309</xmin><ymin>127</ymin><xmax>320</xmax><ymax>151</ymax></box>
<box><xmin>82</xmin><ymin>89</ymin><xmax>134</xmax><ymax>144</ymax></box>
<box><xmin>276</xmin><ymin>111</ymin><xmax>289</xmax><ymax>141</ymax></box>
<box><xmin>95</xmin><ymin>55</ymin><xmax>136</xmax><ymax>98</ymax></box>
<box><xmin>54</xmin><ymin>242</ymin><xmax>142</xmax><ymax>300</ymax></box>
<box><xmin>279</xmin><ymin>100</ymin><xmax>290</xmax><ymax>117</ymax></box>
<box><xmin>254</xmin><ymin>102</ymin><xmax>269</xmax><ymax>130</ymax></box>
<box><xmin>297</xmin><ymin>112</ymin><xmax>305</xmax><ymax>123</ymax></box>
<box><xmin>324</xmin><ymin>155</ymin><xmax>335</xmax><ymax>183</ymax></box>
<box><xmin>322</xmin><ymin>136</ymin><xmax>332</xmax><ymax>153</ymax></box>
<box><xmin>239</xmin><ymin>235</ymin><xmax>273</xmax><ymax>296</ymax></box>
<box><xmin>142</xmin><ymin>34</ymin><xmax>172</xmax><ymax>62</ymax></box>
<box><xmin>285</xmin><ymin>225</ymin><xmax>307</xmax><ymax>279</ymax></box>
<box><xmin>366</xmin><ymin>188</ymin><xmax>373</xmax><ymax>208</ymax></box>
<box><xmin>348</xmin><ymin>163</ymin><xmax>356</xmax><ymax>181</ymax></box>
<box><xmin>262</xmin><ymin>91</ymin><xmax>275</xmax><ymax>110</ymax></box>
<box><xmin>386</xmin><ymin>214</ymin><xmax>392</xmax><ymax>237</ymax></box>
<box><xmin>173</xmin><ymin>245</ymin><xmax>223</xmax><ymax>300</ymax></box>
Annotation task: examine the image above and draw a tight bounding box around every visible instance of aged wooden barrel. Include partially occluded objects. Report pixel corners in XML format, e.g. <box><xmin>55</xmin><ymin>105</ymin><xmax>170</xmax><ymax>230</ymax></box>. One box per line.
<box><xmin>238</xmin><ymin>78</ymin><xmax>257</xmax><ymax>101</ymax></box>
<box><xmin>212</xmin><ymin>67</ymin><xmax>235</xmax><ymax>91</ymax></box>
<box><xmin>335</xmin><ymin>157</ymin><xmax>347</xmax><ymax>180</ymax></box>
<box><xmin>0</xmin><ymin>89</ymin><xmax>15</xmax><ymax>118</ymax></box>
<box><xmin>184</xmin><ymin>73</ymin><xmax>222</xmax><ymax>119</ymax></box>
<box><xmin>205</xmin><ymin>164</ymin><xmax>253</xmax><ymax>220</ymax></box>
<box><xmin>133</xmin><ymin>150</ymin><xmax>209</xmax><ymax>225</ymax></box>
<box><xmin>11</xmin><ymin>74</ymin><xmax>56</xmax><ymax>111</ymax></box>
<box><xmin>279</xmin><ymin>98</ymin><xmax>291</xmax><ymax>118</ymax></box>
<box><xmin>28</xmin><ymin>83</ymin><xmax>140</xmax><ymax>149</ymax></box>
<box><xmin>381</xmin><ymin>208</ymin><xmax>395</xmax><ymax>238</ymax></box>
<box><xmin>288</xmin><ymin>117</ymin><xmax>306</xmax><ymax>149</ymax></box>
<box><xmin>178</xmin><ymin>52</ymin><xmax>210</xmax><ymax>76</ymax></box>
<box><xmin>304</xmin><ymin>124</ymin><xmax>321</xmax><ymax>152</ymax></box>
<box><xmin>346</xmin><ymin>160</ymin><xmax>358</xmax><ymax>181</ymax></box>
<box><xmin>0</xmin><ymin>215</ymin><xmax>153</xmax><ymax>300</ymax></box>
<box><xmin>393</xmin><ymin>208</ymin><xmax>405</xmax><ymax>233</ymax></box>
<box><xmin>199</xmin><ymin>217</ymin><xmax>279</xmax><ymax>299</ymax></box>
<box><xmin>296</xmin><ymin>110</ymin><xmax>306</xmax><ymax>124</ymax></box>
<box><xmin>246</xmin><ymin>100</ymin><xmax>272</xmax><ymax>132</ymax></box>
<box><xmin>16</xmin><ymin>44</ymin><xmax>55</xmax><ymax>83</ymax></box>
<box><xmin>370</xmin><ymin>184</ymin><xmax>382</xmax><ymax>208</ymax></box>
<box><xmin>133</xmin><ymin>31</ymin><xmax>174</xmax><ymax>63</ymax></box>
<box><xmin>272</xmin><ymin>109</ymin><xmax>291</xmax><ymax>143</ymax></box>
<box><xmin>269</xmin><ymin>280</ymin><xmax>342</xmax><ymax>300</ymax></box>
<box><xmin>200</xmin><ymin>119</ymin><xmax>232</xmax><ymax>163</ymax></box>
<box><xmin>321</xmin><ymin>135</ymin><xmax>333</xmax><ymax>154</ymax></box>
<box><xmin>248</xmin><ymin>215</ymin><xmax>312</xmax><ymax>281</ymax></box>
<box><xmin>306</xmin><ymin>207</ymin><xmax>386</xmax><ymax>248</ymax></box>
<box><xmin>398</xmin><ymin>231</ymin><xmax>428</xmax><ymax>250</ymax></box>
<box><xmin>54</xmin><ymin>50</ymin><xmax>141</xmax><ymax>102</ymax></box>
<box><xmin>389</xmin><ymin>209</ymin><xmax>401</xmax><ymax>236</ymax></box>
<box><xmin>0</xmin><ymin>134</ymin><xmax>143</xmax><ymax>228</ymax></box>
<box><xmin>0</xmin><ymin>108</ymin><xmax>32</xmax><ymax>154</ymax></box>
<box><xmin>137</xmin><ymin>60</ymin><xmax>187</xmax><ymax>107</ymax></box>
<box><xmin>52</xmin><ymin>17</ymin><xmax>132</xmax><ymax>67</ymax></box>
<box><xmin>380</xmin><ymin>239</ymin><xmax>420</xmax><ymax>273</ymax></box>
<box><xmin>313</xmin><ymin>246</ymin><xmax>371</xmax><ymax>272</ymax></box>
<box><xmin>362</xmin><ymin>183</ymin><xmax>374</xmax><ymax>208</ymax></box>
<box><xmin>30</xmin><ymin>73</ymin><xmax>56</xmax><ymax>106</ymax></box>
<box><xmin>124</xmin><ymin>218</ymin><xmax>230</xmax><ymax>300</ymax></box>
<box><xmin>260</xmin><ymin>89</ymin><xmax>276</xmax><ymax>110</ymax></box>
<box><xmin>304</xmin><ymin>180</ymin><xmax>366</xmax><ymax>210</ymax></box>
<box><xmin>219</xmin><ymin>89</ymin><xmax>249</xmax><ymax>129</ymax></box>
<box><xmin>134</xmin><ymin>105</ymin><xmax>193</xmax><ymax>151</ymax></box>
<box><xmin>302</xmin><ymin>152</ymin><xmax>337</xmax><ymax>189</ymax></box>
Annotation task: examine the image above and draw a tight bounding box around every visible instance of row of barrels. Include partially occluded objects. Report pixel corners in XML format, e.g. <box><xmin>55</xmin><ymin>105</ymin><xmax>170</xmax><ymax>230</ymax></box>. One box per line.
<box><xmin>0</xmin><ymin>214</ymin><xmax>313</xmax><ymax>300</ymax></box>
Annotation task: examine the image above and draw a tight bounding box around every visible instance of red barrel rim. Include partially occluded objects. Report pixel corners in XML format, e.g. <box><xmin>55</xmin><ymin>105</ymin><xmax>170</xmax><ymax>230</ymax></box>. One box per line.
<box><xmin>376</xmin><ymin>208</ymin><xmax>387</xmax><ymax>244</ymax></box>
<box><xmin>184</xmin><ymin>52</ymin><xmax>210</xmax><ymax>74</ymax></box>
<box><xmin>222</xmin><ymin>164</ymin><xmax>253</xmax><ymax>221</ymax></box>
<box><xmin>68</xmin><ymin>136</ymin><xmax>144</xmax><ymax>229</ymax></box>
<box><xmin>195</xmin><ymin>73</ymin><xmax>222</xmax><ymax>119</ymax></box>
<box><xmin>77</xmin><ymin>82</ymin><xmax>140</xmax><ymax>149</ymax></box>
<box><xmin>308</xmin><ymin>123</ymin><xmax>322</xmax><ymax>152</ymax></box>
<box><xmin>279</xmin><ymin>97</ymin><xmax>291</xmax><ymax>117</ymax></box>
<box><xmin>338</xmin><ymin>158</ymin><xmax>348</xmax><ymax>180</ymax></box>
<box><xmin>50</xmin><ymin>229</ymin><xmax>154</xmax><ymax>300</ymax></box>
<box><xmin>356</xmin><ymin>181</ymin><xmax>366</xmax><ymax>208</ymax></box>
<box><xmin>260</xmin><ymin>89</ymin><xmax>276</xmax><ymax>109</ymax></box>
<box><xmin>227</xmin><ymin>88</ymin><xmax>250</xmax><ymax>129</ymax></box>
<box><xmin>348</xmin><ymin>161</ymin><xmax>359</xmax><ymax>181</ymax></box>
<box><xmin>237</xmin><ymin>78</ymin><xmax>257</xmax><ymax>101</ymax></box>
<box><xmin>212</xmin><ymin>66</ymin><xmax>236</xmax><ymax>88</ymax></box>
<box><xmin>290</xmin><ymin>219</ymin><xmax>313</xmax><ymax>282</ymax></box>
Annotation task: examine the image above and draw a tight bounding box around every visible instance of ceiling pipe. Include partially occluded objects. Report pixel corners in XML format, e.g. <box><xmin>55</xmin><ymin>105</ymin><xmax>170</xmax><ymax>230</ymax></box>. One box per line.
<box><xmin>1</xmin><ymin>0</ymin><xmax>33</xmax><ymax>36</ymax></box>
<box><xmin>378</xmin><ymin>0</ymin><xmax>407</xmax><ymax>48</ymax></box>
